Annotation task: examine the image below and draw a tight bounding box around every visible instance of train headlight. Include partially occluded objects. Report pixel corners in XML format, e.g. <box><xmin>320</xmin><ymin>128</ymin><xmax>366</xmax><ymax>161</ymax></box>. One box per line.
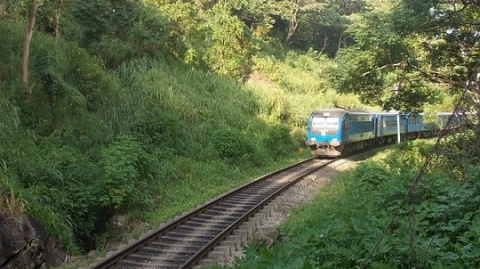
<box><xmin>330</xmin><ymin>138</ymin><xmax>340</xmax><ymax>147</ymax></box>
<box><xmin>305</xmin><ymin>137</ymin><xmax>316</xmax><ymax>146</ymax></box>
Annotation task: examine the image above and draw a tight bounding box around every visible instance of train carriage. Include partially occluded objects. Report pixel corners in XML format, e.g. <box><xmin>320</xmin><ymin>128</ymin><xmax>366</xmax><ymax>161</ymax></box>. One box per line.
<box><xmin>406</xmin><ymin>113</ymin><xmax>425</xmax><ymax>132</ymax></box>
<box><xmin>306</xmin><ymin>108</ymin><xmax>472</xmax><ymax>157</ymax></box>
<box><xmin>405</xmin><ymin>113</ymin><xmax>427</xmax><ymax>138</ymax></box>
<box><xmin>375</xmin><ymin>112</ymin><xmax>407</xmax><ymax>139</ymax></box>
<box><xmin>373</xmin><ymin>112</ymin><xmax>426</xmax><ymax>142</ymax></box>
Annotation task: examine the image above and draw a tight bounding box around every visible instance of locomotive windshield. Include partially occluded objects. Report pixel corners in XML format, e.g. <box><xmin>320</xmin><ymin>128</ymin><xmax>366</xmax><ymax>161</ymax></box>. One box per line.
<box><xmin>312</xmin><ymin>117</ymin><xmax>338</xmax><ymax>126</ymax></box>
<box><xmin>310</xmin><ymin>116</ymin><xmax>339</xmax><ymax>134</ymax></box>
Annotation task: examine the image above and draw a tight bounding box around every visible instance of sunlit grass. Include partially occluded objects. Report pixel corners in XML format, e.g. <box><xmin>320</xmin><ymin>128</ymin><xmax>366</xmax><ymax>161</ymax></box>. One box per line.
<box><xmin>147</xmin><ymin>154</ymin><xmax>309</xmax><ymax>225</ymax></box>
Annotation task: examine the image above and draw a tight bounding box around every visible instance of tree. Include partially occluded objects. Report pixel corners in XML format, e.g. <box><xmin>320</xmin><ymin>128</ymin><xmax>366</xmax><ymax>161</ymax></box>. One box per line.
<box><xmin>330</xmin><ymin>0</ymin><xmax>480</xmax><ymax>114</ymax></box>
<box><xmin>22</xmin><ymin>0</ymin><xmax>43</xmax><ymax>96</ymax></box>
<box><xmin>393</xmin><ymin>0</ymin><xmax>480</xmax><ymax>112</ymax></box>
<box><xmin>203</xmin><ymin>1</ymin><xmax>252</xmax><ymax>79</ymax></box>
<box><xmin>283</xmin><ymin>0</ymin><xmax>367</xmax><ymax>57</ymax></box>
<box><xmin>228</xmin><ymin>0</ymin><xmax>293</xmax><ymax>42</ymax></box>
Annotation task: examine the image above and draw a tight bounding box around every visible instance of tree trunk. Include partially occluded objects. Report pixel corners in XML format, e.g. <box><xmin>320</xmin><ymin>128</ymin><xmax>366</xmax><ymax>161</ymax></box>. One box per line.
<box><xmin>475</xmin><ymin>72</ymin><xmax>480</xmax><ymax>128</ymax></box>
<box><xmin>21</xmin><ymin>0</ymin><xmax>42</xmax><ymax>97</ymax></box>
<box><xmin>55</xmin><ymin>0</ymin><xmax>63</xmax><ymax>42</ymax></box>
<box><xmin>285</xmin><ymin>0</ymin><xmax>299</xmax><ymax>45</ymax></box>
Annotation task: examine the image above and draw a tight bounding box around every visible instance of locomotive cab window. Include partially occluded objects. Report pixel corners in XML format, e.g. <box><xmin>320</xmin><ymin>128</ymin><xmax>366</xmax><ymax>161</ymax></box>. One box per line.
<box><xmin>312</xmin><ymin>117</ymin><xmax>339</xmax><ymax>126</ymax></box>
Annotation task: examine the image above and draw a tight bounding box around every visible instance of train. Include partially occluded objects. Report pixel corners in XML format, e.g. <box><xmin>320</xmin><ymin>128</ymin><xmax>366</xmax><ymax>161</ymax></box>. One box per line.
<box><xmin>305</xmin><ymin>108</ymin><xmax>470</xmax><ymax>157</ymax></box>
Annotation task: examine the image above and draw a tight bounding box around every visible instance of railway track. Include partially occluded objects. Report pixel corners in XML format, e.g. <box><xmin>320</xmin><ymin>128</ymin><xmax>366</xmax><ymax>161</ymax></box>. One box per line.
<box><xmin>85</xmin><ymin>157</ymin><xmax>344</xmax><ymax>269</ymax></box>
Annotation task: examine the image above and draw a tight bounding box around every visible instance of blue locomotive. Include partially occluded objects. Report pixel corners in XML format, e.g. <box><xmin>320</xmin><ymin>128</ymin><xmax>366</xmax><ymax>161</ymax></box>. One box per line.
<box><xmin>305</xmin><ymin>108</ymin><xmax>451</xmax><ymax>157</ymax></box>
<box><xmin>305</xmin><ymin>108</ymin><xmax>375</xmax><ymax>156</ymax></box>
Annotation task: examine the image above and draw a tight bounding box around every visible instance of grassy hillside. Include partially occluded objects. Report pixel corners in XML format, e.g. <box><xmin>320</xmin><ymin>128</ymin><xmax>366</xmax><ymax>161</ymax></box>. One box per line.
<box><xmin>0</xmin><ymin>17</ymin><xmax>366</xmax><ymax>258</ymax></box>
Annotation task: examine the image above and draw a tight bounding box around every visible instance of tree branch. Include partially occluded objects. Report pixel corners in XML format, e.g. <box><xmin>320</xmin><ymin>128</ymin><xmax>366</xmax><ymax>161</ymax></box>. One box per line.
<box><xmin>362</xmin><ymin>63</ymin><xmax>402</xmax><ymax>76</ymax></box>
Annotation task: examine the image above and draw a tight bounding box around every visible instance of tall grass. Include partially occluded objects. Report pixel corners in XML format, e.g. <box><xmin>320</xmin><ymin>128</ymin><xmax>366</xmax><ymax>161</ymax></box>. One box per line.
<box><xmin>247</xmin><ymin>53</ymin><xmax>375</xmax><ymax>130</ymax></box>
<box><xmin>0</xmin><ymin>174</ymin><xmax>25</xmax><ymax>218</ymax></box>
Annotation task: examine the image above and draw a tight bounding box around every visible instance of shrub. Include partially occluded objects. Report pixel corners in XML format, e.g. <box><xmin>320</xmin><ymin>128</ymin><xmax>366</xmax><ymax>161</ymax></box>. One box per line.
<box><xmin>132</xmin><ymin>112</ymin><xmax>183</xmax><ymax>154</ymax></box>
<box><xmin>211</xmin><ymin>128</ymin><xmax>263</xmax><ymax>167</ymax></box>
<box><xmin>99</xmin><ymin>135</ymin><xmax>154</xmax><ymax>213</ymax></box>
<box><xmin>352</xmin><ymin>161</ymin><xmax>391</xmax><ymax>187</ymax></box>
<box><xmin>263</xmin><ymin>124</ymin><xmax>298</xmax><ymax>159</ymax></box>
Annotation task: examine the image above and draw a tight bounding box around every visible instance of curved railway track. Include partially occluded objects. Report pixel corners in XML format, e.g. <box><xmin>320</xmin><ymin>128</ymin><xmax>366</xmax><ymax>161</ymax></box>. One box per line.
<box><xmin>86</xmin><ymin>157</ymin><xmax>343</xmax><ymax>269</ymax></box>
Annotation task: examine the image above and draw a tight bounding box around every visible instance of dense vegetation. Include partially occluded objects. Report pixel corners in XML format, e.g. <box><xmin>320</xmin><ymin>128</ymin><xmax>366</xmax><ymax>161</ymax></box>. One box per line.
<box><xmin>225</xmin><ymin>137</ymin><xmax>480</xmax><ymax>268</ymax></box>
<box><xmin>0</xmin><ymin>0</ymin><xmax>479</xmax><ymax>267</ymax></box>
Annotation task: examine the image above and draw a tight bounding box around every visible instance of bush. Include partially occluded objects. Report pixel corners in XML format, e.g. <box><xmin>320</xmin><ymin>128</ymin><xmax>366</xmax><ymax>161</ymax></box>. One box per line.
<box><xmin>352</xmin><ymin>161</ymin><xmax>391</xmax><ymax>187</ymax></box>
<box><xmin>263</xmin><ymin>124</ymin><xmax>298</xmax><ymax>159</ymax></box>
<box><xmin>211</xmin><ymin>128</ymin><xmax>264</xmax><ymax>167</ymax></box>
<box><xmin>99</xmin><ymin>135</ymin><xmax>155</xmax><ymax>213</ymax></box>
<box><xmin>132</xmin><ymin>112</ymin><xmax>183</xmax><ymax>154</ymax></box>
<box><xmin>3</xmin><ymin>137</ymin><xmax>104</xmax><ymax>251</ymax></box>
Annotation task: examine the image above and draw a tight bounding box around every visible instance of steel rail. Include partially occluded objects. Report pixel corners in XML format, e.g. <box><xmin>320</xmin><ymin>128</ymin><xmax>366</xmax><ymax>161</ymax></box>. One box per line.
<box><xmin>179</xmin><ymin>158</ymin><xmax>337</xmax><ymax>268</ymax></box>
<box><xmin>87</xmin><ymin>157</ymin><xmax>336</xmax><ymax>269</ymax></box>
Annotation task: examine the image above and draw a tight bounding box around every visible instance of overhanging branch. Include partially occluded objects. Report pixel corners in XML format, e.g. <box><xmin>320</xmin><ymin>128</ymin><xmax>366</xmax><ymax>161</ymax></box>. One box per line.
<box><xmin>362</xmin><ymin>62</ymin><xmax>402</xmax><ymax>76</ymax></box>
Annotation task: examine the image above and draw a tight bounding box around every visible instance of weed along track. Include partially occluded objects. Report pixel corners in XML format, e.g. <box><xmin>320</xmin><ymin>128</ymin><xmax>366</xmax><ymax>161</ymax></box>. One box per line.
<box><xmin>85</xmin><ymin>157</ymin><xmax>346</xmax><ymax>269</ymax></box>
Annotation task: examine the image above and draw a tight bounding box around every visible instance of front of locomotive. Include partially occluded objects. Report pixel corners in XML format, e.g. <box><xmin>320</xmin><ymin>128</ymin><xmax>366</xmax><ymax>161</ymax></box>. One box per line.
<box><xmin>305</xmin><ymin>109</ymin><xmax>346</xmax><ymax>157</ymax></box>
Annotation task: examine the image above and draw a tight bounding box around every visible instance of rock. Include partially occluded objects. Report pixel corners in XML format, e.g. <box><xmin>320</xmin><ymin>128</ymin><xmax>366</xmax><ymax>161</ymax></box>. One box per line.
<box><xmin>0</xmin><ymin>211</ymin><xmax>67</xmax><ymax>269</ymax></box>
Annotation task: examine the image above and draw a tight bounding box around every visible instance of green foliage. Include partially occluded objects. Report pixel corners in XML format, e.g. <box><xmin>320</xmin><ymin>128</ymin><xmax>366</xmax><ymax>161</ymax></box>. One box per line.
<box><xmin>262</xmin><ymin>124</ymin><xmax>298</xmax><ymax>159</ymax></box>
<box><xmin>156</xmin><ymin>1</ymin><xmax>255</xmax><ymax>79</ymax></box>
<box><xmin>155</xmin><ymin>2</ymin><xmax>208</xmax><ymax>67</ymax></box>
<box><xmin>350</xmin><ymin>161</ymin><xmax>391</xmax><ymax>187</ymax></box>
<box><xmin>232</xmin><ymin>241</ymin><xmax>314</xmax><ymax>269</ymax></box>
<box><xmin>131</xmin><ymin>111</ymin><xmax>184</xmax><ymax>155</ymax></box>
<box><xmin>61</xmin><ymin>43</ymin><xmax>113</xmax><ymax>111</ymax></box>
<box><xmin>1</xmin><ymin>138</ymin><xmax>104</xmax><ymax>252</ymax></box>
<box><xmin>67</xmin><ymin>0</ymin><xmax>172</xmax><ymax>68</ymax></box>
<box><xmin>99</xmin><ymin>134</ymin><xmax>154</xmax><ymax>212</ymax></box>
<box><xmin>392</xmin><ymin>0</ymin><xmax>480</xmax><ymax>89</ymax></box>
<box><xmin>229</xmin><ymin>0</ymin><xmax>292</xmax><ymax>42</ymax></box>
<box><xmin>211</xmin><ymin>128</ymin><xmax>265</xmax><ymax>167</ymax></box>
<box><xmin>433</xmin><ymin>130</ymin><xmax>480</xmax><ymax>179</ymax></box>
<box><xmin>330</xmin><ymin>0</ymin><xmax>479</xmax><ymax>112</ymax></box>
<box><xmin>232</xmin><ymin>140</ymin><xmax>480</xmax><ymax>268</ymax></box>
<box><xmin>110</xmin><ymin>57</ymin><xmax>266</xmax><ymax>161</ymax></box>
<box><xmin>23</xmin><ymin>183</ymin><xmax>80</xmax><ymax>253</ymax></box>
<box><xmin>0</xmin><ymin>126</ymin><xmax>105</xmax><ymax>251</ymax></box>
<box><xmin>383</xmin><ymin>140</ymin><xmax>433</xmax><ymax>174</ymax></box>
<box><xmin>288</xmin><ymin>0</ymin><xmax>355</xmax><ymax>57</ymax></box>
<box><xmin>0</xmin><ymin>97</ymin><xmax>20</xmax><ymax>143</ymax></box>
<box><xmin>13</xmin><ymin>33</ymin><xmax>113</xmax><ymax>152</ymax></box>
<box><xmin>128</xmin><ymin>5</ymin><xmax>172</xmax><ymax>57</ymax></box>
<box><xmin>248</xmin><ymin>52</ymin><xmax>369</xmax><ymax>129</ymax></box>
<box><xmin>202</xmin><ymin>2</ymin><xmax>253</xmax><ymax>79</ymax></box>
<box><xmin>1</xmin><ymin>0</ymin><xmax>477</xmax><ymax>263</ymax></box>
<box><xmin>0</xmin><ymin>173</ymin><xmax>25</xmax><ymax>217</ymax></box>
<box><xmin>0</xmin><ymin>21</ymin><xmax>23</xmax><ymax>83</ymax></box>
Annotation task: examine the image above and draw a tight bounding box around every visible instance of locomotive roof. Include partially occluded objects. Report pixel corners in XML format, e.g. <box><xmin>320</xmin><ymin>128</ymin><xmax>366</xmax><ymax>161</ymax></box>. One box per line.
<box><xmin>311</xmin><ymin>108</ymin><xmax>371</xmax><ymax>116</ymax></box>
